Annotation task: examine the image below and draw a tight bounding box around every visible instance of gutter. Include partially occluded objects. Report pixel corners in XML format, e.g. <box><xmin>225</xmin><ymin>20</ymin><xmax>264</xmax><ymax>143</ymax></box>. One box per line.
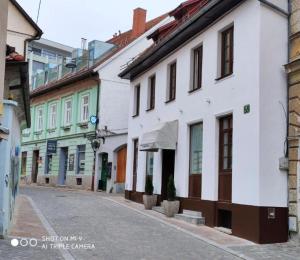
<box><xmin>30</xmin><ymin>69</ymin><xmax>98</xmax><ymax>98</ymax></box>
<box><xmin>258</xmin><ymin>0</ymin><xmax>289</xmax><ymax>17</ymax></box>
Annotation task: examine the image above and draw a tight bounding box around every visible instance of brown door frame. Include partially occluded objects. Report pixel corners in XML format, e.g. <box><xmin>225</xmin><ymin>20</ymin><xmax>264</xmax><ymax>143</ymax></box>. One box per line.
<box><xmin>218</xmin><ymin>115</ymin><xmax>233</xmax><ymax>203</ymax></box>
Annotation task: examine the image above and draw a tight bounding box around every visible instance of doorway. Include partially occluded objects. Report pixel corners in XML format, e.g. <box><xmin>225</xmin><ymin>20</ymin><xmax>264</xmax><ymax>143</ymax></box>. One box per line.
<box><xmin>218</xmin><ymin>115</ymin><xmax>233</xmax><ymax>202</ymax></box>
<box><xmin>31</xmin><ymin>150</ymin><xmax>39</xmax><ymax>183</ymax></box>
<box><xmin>21</xmin><ymin>152</ymin><xmax>27</xmax><ymax>176</ymax></box>
<box><xmin>58</xmin><ymin>147</ymin><xmax>68</xmax><ymax>185</ymax></box>
<box><xmin>161</xmin><ymin>150</ymin><xmax>175</xmax><ymax>201</ymax></box>
<box><xmin>132</xmin><ymin>139</ymin><xmax>139</xmax><ymax>192</ymax></box>
<box><xmin>99</xmin><ymin>153</ymin><xmax>108</xmax><ymax>191</ymax></box>
<box><xmin>116</xmin><ymin>146</ymin><xmax>127</xmax><ymax>184</ymax></box>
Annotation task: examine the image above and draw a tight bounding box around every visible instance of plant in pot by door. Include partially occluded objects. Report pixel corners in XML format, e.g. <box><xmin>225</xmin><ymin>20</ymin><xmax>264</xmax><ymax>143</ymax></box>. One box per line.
<box><xmin>163</xmin><ymin>175</ymin><xmax>180</xmax><ymax>217</ymax></box>
<box><xmin>143</xmin><ymin>175</ymin><xmax>157</xmax><ymax>210</ymax></box>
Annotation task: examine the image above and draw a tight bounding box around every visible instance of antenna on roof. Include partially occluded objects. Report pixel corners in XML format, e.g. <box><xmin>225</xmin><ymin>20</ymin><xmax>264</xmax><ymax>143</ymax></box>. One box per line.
<box><xmin>36</xmin><ymin>0</ymin><xmax>42</xmax><ymax>24</ymax></box>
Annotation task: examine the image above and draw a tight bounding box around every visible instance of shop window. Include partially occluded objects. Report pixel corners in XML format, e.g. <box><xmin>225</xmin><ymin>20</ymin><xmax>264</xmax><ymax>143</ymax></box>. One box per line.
<box><xmin>77</xmin><ymin>145</ymin><xmax>86</xmax><ymax>174</ymax></box>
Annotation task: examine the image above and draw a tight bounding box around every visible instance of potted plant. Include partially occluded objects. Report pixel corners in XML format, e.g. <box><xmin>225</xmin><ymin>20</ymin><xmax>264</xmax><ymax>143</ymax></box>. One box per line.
<box><xmin>163</xmin><ymin>175</ymin><xmax>180</xmax><ymax>217</ymax></box>
<box><xmin>143</xmin><ymin>175</ymin><xmax>157</xmax><ymax>210</ymax></box>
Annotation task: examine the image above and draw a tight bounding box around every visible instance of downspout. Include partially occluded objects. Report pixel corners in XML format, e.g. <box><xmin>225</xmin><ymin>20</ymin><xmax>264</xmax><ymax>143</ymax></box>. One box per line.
<box><xmin>259</xmin><ymin>0</ymin><xmax>291</xmax><ymax>236</ymax></box>
<box><xmin>287</xmin><ymin>0</ymin><xmax>292</xmax><ymax>237</ymax></box>
<box><xmin>90</xmin><ymin>72</ymin><xmax>101</xmax><ymax>191</ymax></box>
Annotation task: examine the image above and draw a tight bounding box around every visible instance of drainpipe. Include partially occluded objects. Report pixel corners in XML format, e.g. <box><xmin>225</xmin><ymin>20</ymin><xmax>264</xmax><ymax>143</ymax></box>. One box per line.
<box><xmin>90</xmin><ymin>72</ymin><xmax>101</xmax><ymax>191</ymax></box>
<box><xmin>287</xmin><ymin>0</ymin><xmax>292</xmax><ymax>237</ymax></box>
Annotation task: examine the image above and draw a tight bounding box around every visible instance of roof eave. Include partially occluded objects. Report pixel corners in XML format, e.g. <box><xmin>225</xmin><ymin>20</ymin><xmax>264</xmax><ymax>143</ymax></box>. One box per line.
<box><xmin>119</xmin><ymin>0</ymin><xmax>245</xmax><ymax>80</ymax></box>
<box><xmin>10</xmin><ymin>0</ymin><xmax>43</xmax><ymax>38</ymax></box>
<box><xmin>30</xmin><ymin>70</ymin><xmax>99</xmax><ymax>98</ymax></box>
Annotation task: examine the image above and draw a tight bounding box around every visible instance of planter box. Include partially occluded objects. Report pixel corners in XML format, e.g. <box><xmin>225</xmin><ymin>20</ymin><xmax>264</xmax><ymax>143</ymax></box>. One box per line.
<box><xmin>143</xmin><ymin>194</ymin><xmax>158</xmax><ymax>210</ymax></box>
<box><xmin>162</xmin><ymin>200</ymin><xmax>180</xmax><ymax>217</ymax></box>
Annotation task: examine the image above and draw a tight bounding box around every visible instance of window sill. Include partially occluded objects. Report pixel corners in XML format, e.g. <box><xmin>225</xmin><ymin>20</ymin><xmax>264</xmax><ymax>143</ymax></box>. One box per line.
<box><xmin>215</xmin><ymin>73</ymin><xmax>234</xmax><ymax>82</ymax></box>
<box><xmin>188</xmin><ymin>87</ymin><xmax>202</xmax><ymax>94</ymax></box>
<box><xmin>146</xmin><ymin>108</ymin><xmax>154</xmax><ymax>112</ymax></box>
<box><xmin>47</xmin><ymin>128</ymin><xmax>57</xmax><ymax>133</ymax></box>
<box><xmin>61</xmin><ymin>125</ymin><xmax>72</xmax><ymax>130</ymax></box>
<box><xmin>77</xmin><ymin>122</ymin><xmax>88</xmax><ymax>128</ymax></box>
<box><xmin>22</xmin><ymin>133</ymin><xmax>30</xmax><ymax>137</ymax></box>
<box><xmin>34</xmin><ymin>131</ymin><xmax>42</xmax><ymax>135</ymax></box>
<box><xmin>132</xmin><ymin>114</ymin><xmax>139</xmax><ymax>118</ymax></box>
<box><xmin>165</xmin><ymin>98</ymin><xmax>175</xmax><ymax>104</ymax></box>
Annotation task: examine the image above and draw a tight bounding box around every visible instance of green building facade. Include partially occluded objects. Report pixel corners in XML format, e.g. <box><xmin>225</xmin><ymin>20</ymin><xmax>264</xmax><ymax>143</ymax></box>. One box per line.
<box><xmin>21</xmin><ymin>75</ymin><xmax>99</xmax><ymax>190</ymax></box>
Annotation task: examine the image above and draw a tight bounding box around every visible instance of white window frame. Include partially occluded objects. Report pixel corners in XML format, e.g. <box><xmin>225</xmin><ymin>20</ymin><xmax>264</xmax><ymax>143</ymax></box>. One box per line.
<box><xmin>64</xmin><ymin>99</ymin><xmax>72</xmax><ymax>126</ymax></box>
<box><xmin>49</xmin><ymin>103</ymin><xmax>57</xmax><ymax>129</ymax></box>
<box><xmin>36</xmin><ymin>107</ymin><xmax>43</xmax><ymax>131</ymax></box>
<box><xmin>80</xmin><ymin>94</ymin><xmax>89</xmax><ymax>122</ymax></box>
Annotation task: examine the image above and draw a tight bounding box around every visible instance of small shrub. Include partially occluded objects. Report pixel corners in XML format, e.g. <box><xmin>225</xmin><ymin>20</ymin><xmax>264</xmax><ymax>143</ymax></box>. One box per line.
<box><xmin>145</xmin><ymin>175</ymin><xmax>154</xmax><ymax>195</ymax></box>
<box><xmin>167</xmin><ymin>175</ymin><xmax>176</xmax><ymax>201</ymax></box>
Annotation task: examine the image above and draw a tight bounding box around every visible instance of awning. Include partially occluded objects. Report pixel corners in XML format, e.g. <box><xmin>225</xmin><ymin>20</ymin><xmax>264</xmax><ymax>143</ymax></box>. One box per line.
<box><xmin>140</xmin><ymin>120</ymin><xmax>178</xmax><ymax>152</ymax></box>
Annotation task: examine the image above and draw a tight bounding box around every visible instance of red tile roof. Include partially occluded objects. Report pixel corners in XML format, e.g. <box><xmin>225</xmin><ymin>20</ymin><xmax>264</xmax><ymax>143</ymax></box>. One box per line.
<box><xmin>149</xmin><ymin>0</ymin><xmax>209</xmax><ymax>43</ymax></box>
<box><xmin>30</xmin><ymin>13</ymin><xmax>168</xmax><ymax>97</ymax></box>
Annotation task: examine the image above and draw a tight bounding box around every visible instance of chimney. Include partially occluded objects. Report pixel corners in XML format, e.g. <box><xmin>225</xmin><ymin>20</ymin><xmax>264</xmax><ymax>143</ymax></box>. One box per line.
<box><xmin>131</xmin><ymin>8</ymin><xmax>147</xmax><ymax>39</ymax></box>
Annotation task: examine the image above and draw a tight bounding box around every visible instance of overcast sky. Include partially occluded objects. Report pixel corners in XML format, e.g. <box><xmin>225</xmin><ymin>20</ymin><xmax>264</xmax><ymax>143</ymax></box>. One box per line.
<box><xmin>17</xmin><ymin>0</ymin><xmax>183</xmax><ymax>48</ymax></box>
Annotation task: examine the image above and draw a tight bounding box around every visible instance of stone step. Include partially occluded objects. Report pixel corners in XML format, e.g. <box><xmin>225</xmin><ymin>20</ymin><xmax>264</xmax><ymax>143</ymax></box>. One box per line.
<box><xmin>183</xmin><ymin>210</ymin><xmax>202</xmax><ymax>218</ymax></box>
<box><xmin>175</xmin><ymin>213</ymin><xmax>205</xmax><ymax>225</ymax></box>
<box><xmin>152</xmin><ymin>206</ymin><xmax>164</xmax><ymax>214</ymax></box>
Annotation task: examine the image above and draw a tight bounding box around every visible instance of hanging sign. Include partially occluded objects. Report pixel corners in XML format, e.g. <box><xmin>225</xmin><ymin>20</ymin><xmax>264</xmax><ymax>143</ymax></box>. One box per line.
<box><xmin>47</xmin><ymin>140</ymin><xmax>57</xmax><ymax>154</ymax></box>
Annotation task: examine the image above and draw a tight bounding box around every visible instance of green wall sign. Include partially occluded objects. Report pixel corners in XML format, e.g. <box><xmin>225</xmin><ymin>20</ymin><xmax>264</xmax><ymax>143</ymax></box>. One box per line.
<box><xmin>244</xmin><ymin>104</ymin><xmax>250</xmax><ymax>114</ymax></box>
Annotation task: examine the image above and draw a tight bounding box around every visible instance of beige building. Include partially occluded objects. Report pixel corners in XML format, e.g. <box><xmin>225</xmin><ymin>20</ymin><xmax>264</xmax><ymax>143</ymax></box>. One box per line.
<box><xmin>286</xmin><ymin>0</ymin><xmax>300</xmax><ymax>236</ymax></box>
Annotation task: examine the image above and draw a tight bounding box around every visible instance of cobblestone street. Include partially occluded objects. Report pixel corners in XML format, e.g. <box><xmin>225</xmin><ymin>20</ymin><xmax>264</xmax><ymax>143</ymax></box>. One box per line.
<box><xmin>0</xmin><ymin>186</ymin><xmax>299</xmax><ymax>260</ymax></box>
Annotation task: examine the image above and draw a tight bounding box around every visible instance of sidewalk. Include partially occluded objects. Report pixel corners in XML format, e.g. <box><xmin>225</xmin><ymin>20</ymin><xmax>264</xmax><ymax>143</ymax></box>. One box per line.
<box><xmin>0</xmin><ymin>195</ymin><xmax>64</xmax><ymax>260</ymax></box>
<box><xmin>10</xmin><ymin>195</ymin><xmax>48</xmax><ymax>239</ymax></box>
<box><xmin>106</xmin><ymin>195</ymin><xmax>300</xmax><ymax>260</ymax></box>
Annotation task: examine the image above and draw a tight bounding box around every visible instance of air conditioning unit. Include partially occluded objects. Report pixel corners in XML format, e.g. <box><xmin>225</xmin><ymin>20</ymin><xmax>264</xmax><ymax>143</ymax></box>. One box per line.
<box><xmin>80</xmin><ymin>160</ymin><xmax>85</xmax><ymax>168</ymax></box>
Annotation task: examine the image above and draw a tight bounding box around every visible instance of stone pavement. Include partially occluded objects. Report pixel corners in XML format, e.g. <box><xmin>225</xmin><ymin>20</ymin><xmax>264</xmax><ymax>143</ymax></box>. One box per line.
<box><xmin>0</xmin><ymin>194</ymin><xmax>63</xmax><ymax>260</ymax></box>
<box><xmin>1</xmin><ymin>186</ymin><xmax>300</xmax><ymax>260</ymax></box>
<box><xmin>108</xmin><ymin>196</ymin><xmax>300</xmax><ymax>260</ymax></box>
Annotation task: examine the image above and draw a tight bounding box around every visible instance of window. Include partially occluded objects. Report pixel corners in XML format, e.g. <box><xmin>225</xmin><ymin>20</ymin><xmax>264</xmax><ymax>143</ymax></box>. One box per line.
<box><xmin>189</xmin><ymin>123</ymin><xmax>203</xmax><ymax>175</ymax></box>
<box><xmin>31</xmin><ymin>47</ymin><xmax>42</xmax><ymax>56</ymax></box>
<box><xmin>45</xmin><ymin>154</ymin><xmax>52</xmax><ymax>174</ymax></box>
<box><xmin>146</xmin><ymin>152</ymin><xmax>154</xmax><ymax>176</ymax></box>
<box><xmin>219</xmin><ymin>116</ymin><xmax>233</xmax><ymax>172</ymax></box>
<box><xmin>147</xmin><ymin>75</ymin><xmax>156</xmax><ymax>111</ymax></box>
<box><xmin>191</xmin><ymin>46</ymin><xmax>203</xmax><ymax>91</ymax></box>
<box><xmin>167</xmin><ymin>62</ymin><xmax>176</xmax><ymax>101</ymax></box>
<box><xmin>189</xmin><ymin>123</ymin><xmax>203</xmax><ymax>198</ymax></box>
<box><xmin>77</xmin><ymin>145</ymin><xmax>86</xmax><ymax>174</ymax></box>
<box><xmin>64</xmin><ymin>99</ymin><xmax>72</xmax><ymax>125</ymax></box>
<box><xmin>132</xmin><ymin>139</ymin><xmax>139</xmax><ymax>191</ymax></box>
<box><xmin>36</xmin><ymin>107</ymin><xmax>43</xmax><ymax>131</ymax></box>
<box><xmin>81</xmin><ymin>95</ymin><xmax>89</xmax><ymax>122</ymax></box>
<box><xmin>133</xmin><ymin>85</ymin><xmax>140</xmax><ymax>117</ymax></box>
<box><xmin>49</xmin><ymin>103</ymin><xmax>57</xmax><ymax>129</ymax></box>
<box><xmin>221</xmin><ymin>26</ymin><xmax>234</xmax><ymax>78</ymax></box>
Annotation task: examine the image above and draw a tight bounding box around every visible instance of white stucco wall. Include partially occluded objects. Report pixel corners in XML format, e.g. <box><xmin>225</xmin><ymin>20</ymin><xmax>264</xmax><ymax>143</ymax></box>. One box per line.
<box><xmin>125</xmin><ymin>0</ymin><xmax>288</xmax><ymax>207</ymax></box>
<box><xmin>94</xmin><ymin>17</ymin><xmax>172</xmax><ymax>192</ymax></box>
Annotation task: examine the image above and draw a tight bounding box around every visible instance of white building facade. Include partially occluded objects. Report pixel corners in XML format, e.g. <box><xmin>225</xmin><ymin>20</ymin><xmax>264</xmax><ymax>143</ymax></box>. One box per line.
<box><xmin>120</xmin><ymin>0</ymin><xmax>289</xmax><ymax>243</ymax></box>
<box><xmin>94</xmin><ymin>10</ymin><xmax>171</xmax><ymax>193</ymax></box>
